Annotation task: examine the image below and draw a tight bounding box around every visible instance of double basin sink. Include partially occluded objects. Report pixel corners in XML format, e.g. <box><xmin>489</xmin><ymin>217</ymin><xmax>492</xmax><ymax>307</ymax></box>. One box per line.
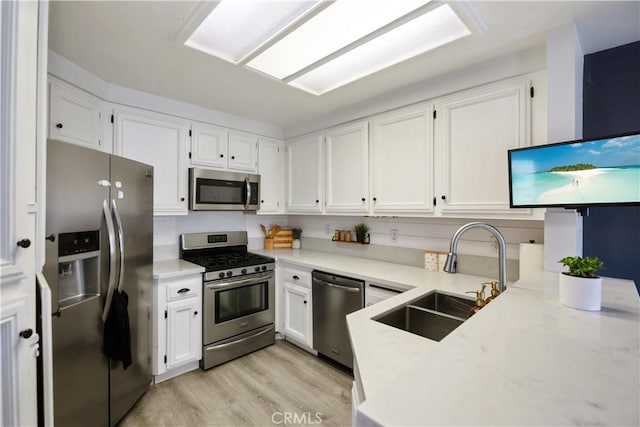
<box><xmin>374</xmin><ymin>291</ymin><xmax>476</xmax><ymax>342</ymax></box>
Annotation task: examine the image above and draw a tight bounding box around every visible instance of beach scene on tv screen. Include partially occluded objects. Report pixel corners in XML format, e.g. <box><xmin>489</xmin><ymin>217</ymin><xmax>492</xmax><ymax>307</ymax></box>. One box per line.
<box><xmin>511</xmin><ymin>134</ymin><xmax>640</xmax><ymax>206</ymax></box>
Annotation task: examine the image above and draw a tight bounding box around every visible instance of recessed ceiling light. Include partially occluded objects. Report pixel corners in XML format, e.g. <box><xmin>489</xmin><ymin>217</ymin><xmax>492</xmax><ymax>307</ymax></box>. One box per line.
<box><xmin>246</xmin><ymin>0</ymin><xmax>432</xmax><ymax>80</ymax></box>
<box><xmin>185</xmin><ymin>0</ymin><xmax>320</xmax><ymax>63</ymax></box>
<box><xmin>288</xmin><ymin>4</ymin><xmax>471</xmax><ymax>95</ymax></box>
<box><xmin>184</xmin><ymin>0</ymin><xmax>471</xmax><ymax>96</ymax></box>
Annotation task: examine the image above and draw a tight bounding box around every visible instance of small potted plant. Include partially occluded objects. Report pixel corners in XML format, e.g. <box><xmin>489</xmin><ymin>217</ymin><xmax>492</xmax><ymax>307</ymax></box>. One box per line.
<box><xmin>558</xmin><ymin>256</ymin><xmax>604</xmax><ymax>311</ymax></box>
<box><xmin>353</xmin><ymin>223</ymin><xmax>370</xmax><ymax>244</ymax></box>
<box><xmin>292</xmin><ymin>228</ymin><xmax>302</xmax><ymax>249</ymax></box>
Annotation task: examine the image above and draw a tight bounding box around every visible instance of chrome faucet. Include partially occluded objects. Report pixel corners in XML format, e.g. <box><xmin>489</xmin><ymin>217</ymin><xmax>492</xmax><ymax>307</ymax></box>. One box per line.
<box><xmin>443</xmin><ymin>222</ymin><xmax>507</xmax><ymax>292</ymax></box>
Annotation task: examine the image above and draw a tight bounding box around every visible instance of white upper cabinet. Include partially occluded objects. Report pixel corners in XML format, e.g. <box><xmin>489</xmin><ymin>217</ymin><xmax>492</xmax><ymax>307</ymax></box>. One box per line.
<box><xmin>434</xmin><ymin>76</ymin><xmax>535</xmax><ymax>216</ymax></box>
<box><xmin>228</xmin><ymin>130</ymin><xmax>259</xmax><ymax>172</ymax></box>
<box><xmin>190</xmin><ymin>122</ymin><xmax>228</xmax><ymax>169</ymax></box>
<box><xmin>113</xmin><ymin>107</ymin><xmax>189</xmax><ymax>215</ymax></box>
<box><xmin>258</xmin><ymin>137</ymin><xmax>284</xmax><ymax>214</ymax></box>
<box><xmin>190</xmin><ymin>124</ymin><xmax>259</xmax><ymax>173</ymax></box>
<box><xmin>325</xmin><ymin>121</ymin><xmax>370</xmax><ymax>213</ymax></box>
<box><xmin>49</xmin><ymin>77</ymin><xmax>104</xmax><ymax>151</ymax></box>
<box><xmin>370</xmin><ymin>103</ymin><xmax>434</xmax><ymax>215</ymax></box>
<box><xmin>287</xmin><ymin>134</ymin><xmax>323</xmax><ymax>213</ymax></box>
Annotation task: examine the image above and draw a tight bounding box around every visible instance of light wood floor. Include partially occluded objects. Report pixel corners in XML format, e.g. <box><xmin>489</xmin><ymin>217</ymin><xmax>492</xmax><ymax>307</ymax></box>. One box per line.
<box><xmin>120</xmin><ymin>340</ymin><xmax>353</xmax><ymax>427</ymax></box>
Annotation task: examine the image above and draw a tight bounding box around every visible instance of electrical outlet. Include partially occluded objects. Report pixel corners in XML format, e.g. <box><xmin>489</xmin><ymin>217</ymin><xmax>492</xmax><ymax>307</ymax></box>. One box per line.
<box><xmin>390</xmin><ymin>228</ymin><xmax>398</xmax><ymax>241</ymax></box>
<box><xmin>324</xmin><ymin>224</ymin><xmax>331</xmax><ymax>235</ymax></box>
<box><xmin>490</xmin><ymin>236</ymin><xmax>499</xmax><ymax>251</ymax></box>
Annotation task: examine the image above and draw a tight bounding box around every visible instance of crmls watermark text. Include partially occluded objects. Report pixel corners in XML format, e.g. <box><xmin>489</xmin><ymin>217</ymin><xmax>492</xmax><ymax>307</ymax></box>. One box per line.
<box><xmin>272</xmin><ymin>411</ymin><xmax>323</xmax><ymax>424</ymax></box>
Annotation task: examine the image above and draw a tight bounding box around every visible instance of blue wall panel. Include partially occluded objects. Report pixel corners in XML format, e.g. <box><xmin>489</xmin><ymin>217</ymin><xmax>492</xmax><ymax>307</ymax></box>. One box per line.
<box><xmin>582</xmin><ymin>41</ymin><xmax>640</xmax><ymax>292</ymax></box>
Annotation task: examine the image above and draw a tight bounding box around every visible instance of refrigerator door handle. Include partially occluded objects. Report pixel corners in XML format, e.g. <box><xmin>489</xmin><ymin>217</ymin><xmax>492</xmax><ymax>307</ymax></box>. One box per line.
<box><xmin>111</xmin><ymin>199</ymin><xmax>125</xmax><ymax>292</ymax></box>
<box><xmin>102</xmin><ymin>199</ymin><xmax>118</xmax><ymax>322</ymax></box>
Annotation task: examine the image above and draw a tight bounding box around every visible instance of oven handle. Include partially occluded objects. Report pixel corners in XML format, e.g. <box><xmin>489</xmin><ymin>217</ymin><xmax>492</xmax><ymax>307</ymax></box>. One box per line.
<box><xmin>205</xmin><ymin>325</ymin><xmax>274</xmax><ymax>352</ymax></box>
<box><xmin>206</xmin><ymin>272</ymin><xmax>273</xmax><ymax>290</ymax></box>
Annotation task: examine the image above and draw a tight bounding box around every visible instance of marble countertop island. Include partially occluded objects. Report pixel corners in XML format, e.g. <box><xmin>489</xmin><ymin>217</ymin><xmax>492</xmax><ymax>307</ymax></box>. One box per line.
<box><xmin>256</xmin><ymin>248</ymin><xmax>639</xmax><ymax>426</ymax></box>
<box><xmin>353</xmin><ymin>270</ymin><xmax>639</xmax><ymax>426</ymax></box>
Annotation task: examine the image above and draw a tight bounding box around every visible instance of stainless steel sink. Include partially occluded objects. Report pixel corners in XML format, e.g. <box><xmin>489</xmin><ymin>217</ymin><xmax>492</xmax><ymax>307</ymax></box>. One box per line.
<box><xmin>373</xmin><ymin>291</ymin><xmax>475</xmax><ymax>341</ymax></box>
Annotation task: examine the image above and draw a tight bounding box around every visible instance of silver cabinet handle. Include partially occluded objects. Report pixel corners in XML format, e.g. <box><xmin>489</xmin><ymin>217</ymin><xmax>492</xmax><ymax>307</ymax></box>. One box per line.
<box><xmin>111</xmin><ymin>199</ymin><xmax>125</xmax><ymax>292</ymax></box>
<box><xmin>102</xmin><ymin>199</ymin><xmax>118</xmax><ymax>322</ymax></box>
<box><xmin>312</xmin><ymin>277</ymin><xmax>361</xmax><ymax>292</ymax></box>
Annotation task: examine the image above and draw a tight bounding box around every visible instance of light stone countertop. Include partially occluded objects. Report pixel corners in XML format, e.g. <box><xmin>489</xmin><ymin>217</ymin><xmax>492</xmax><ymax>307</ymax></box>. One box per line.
<box><xmin>152</xmin><ymin>259</ymin><xmax>204</xmax><ymax>279</ymax></box>
<box><xmin>255</xmin><ymin>248</ymin><xmax>640</xmax><ymax>426</ymax></box>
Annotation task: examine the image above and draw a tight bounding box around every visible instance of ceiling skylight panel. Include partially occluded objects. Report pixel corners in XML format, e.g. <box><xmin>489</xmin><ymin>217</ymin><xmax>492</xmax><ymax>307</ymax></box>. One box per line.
<box><xmin>185</xmin><ymin>0</ymin><xmax>319</xmax><ymax>63</ymax></box>
<box><xmin>288</xmin><ymin>4</ymin><xmax>471</xmax><ymax>95</ymax></box>
<box><xmin>246</xmin><ymin>0</ymin><xmax>432</xmax><ymax>80</ymax></box>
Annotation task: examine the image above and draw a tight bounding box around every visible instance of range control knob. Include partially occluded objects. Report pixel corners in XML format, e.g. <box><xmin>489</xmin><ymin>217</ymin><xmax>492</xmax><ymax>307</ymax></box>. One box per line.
<box><xmin>254</xmin><ymin>266</ymin><xmax>260</xmax><ymax>273</ymax></box>
<box><xmin>226</xmin><ymin>271</ymin><xmax>233</xmax><ymax>277</ymax></box>
<box><xmin>241</xmin><ymin>268</ymin><xmax>247</xmax><ymax>275</ymax></box>
<box><xmin>261</xmin><ymin>265</ymin><xmax>267</xmax><ymax>271</ymax></box>
<box><xmin>218</xmin><ymin>272</ymin><xmax>225</xmax><ymax>279</ymax></box>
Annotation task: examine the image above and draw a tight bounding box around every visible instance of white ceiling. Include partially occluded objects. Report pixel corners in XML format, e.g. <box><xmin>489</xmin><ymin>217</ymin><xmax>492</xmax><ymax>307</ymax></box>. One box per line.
<box><xmin>48</xmin><ymin>1</ymin><xmax>640</xmax><ymax>129</ymax></box>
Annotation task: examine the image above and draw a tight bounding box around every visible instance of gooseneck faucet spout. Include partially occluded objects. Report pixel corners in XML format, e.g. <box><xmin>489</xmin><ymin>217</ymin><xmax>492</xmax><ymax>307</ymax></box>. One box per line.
<box><xmin>443</xmin><ymin>222</ymin><xmax>507</xmax><ymax>292</ymax></box>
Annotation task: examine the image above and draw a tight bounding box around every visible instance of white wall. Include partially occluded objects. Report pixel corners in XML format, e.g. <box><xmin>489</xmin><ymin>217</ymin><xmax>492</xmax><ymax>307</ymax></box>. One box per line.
<box><xmin>48</xmin><ymin>50</ymin><xmax>284</xmax><ymax>139</ymax></box>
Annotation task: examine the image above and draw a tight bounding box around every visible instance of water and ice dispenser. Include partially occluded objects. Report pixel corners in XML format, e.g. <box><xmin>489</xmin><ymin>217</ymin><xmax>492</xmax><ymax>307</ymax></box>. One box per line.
<box><xmin>57</xmin><ymin>230</ymin><xmax>101</xmax><ymax>309</ymax></box>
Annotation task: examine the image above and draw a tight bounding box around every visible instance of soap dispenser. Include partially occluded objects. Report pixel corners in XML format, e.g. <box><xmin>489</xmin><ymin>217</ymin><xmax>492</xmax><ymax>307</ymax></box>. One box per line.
<box><xmin>484</xmin><ymin>281</ymin><xmax>501</xmax><ymax>304</ymax></box>
<box><xmin>465</xmin><ymin>284</ymin><xmax>486</xmax><ymax>316</ymax></box>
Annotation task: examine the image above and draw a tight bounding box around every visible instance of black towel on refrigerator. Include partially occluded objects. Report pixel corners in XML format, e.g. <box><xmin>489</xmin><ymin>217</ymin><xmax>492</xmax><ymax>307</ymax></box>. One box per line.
<box><xmin>103</xmin><ymin>289</ymin><xmax>132</xmax><ymax>369</ymax></box>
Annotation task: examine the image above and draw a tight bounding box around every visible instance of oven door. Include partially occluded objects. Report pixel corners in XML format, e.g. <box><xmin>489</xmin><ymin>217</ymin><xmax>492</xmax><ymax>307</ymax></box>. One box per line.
<box><xmin>204</xmin><ymin>272</ymin><xmax>274</xmax><ymax>344</ymax></box>
<box><xmin>189</xmin><ymin>168</ymin><xmax>260</xmax><ymax>211</ymax></box>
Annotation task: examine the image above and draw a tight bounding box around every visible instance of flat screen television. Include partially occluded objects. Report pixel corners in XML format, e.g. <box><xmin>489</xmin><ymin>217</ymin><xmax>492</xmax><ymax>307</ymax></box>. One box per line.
<box><xmin>508</xmin><ymin>131</ymin><xmax>640</xmax><ymax>208</ymax></box>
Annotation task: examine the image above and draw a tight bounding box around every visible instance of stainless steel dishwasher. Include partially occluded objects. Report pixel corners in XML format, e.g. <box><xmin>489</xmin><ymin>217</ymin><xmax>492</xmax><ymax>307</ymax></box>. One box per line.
<box><xmin>312</xmin><ymin>270</ymin><xmax>364</xmax><ymax>369</ymax></box>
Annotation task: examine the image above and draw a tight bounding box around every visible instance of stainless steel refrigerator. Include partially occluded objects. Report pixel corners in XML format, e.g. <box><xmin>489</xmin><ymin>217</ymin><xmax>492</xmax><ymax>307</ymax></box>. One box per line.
<box><xmin>42</xmin><ymin>139</ymin><xmax>153</xmax><ymax>426</ymax></box>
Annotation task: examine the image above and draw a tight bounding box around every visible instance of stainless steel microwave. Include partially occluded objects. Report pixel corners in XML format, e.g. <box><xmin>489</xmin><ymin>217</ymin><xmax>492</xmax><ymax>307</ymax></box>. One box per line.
<box><xmin>189</xmin><ymin>168</ymin><xmax>260</xmax><ymax>211</ymax></box>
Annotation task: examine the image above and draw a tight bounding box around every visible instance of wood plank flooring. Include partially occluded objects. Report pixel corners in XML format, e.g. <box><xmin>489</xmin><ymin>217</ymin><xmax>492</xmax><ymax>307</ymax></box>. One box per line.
<box><xmin>120</xmin><ymin>340</ymin><xmax>353</xmax><ymax>427</ymax></box>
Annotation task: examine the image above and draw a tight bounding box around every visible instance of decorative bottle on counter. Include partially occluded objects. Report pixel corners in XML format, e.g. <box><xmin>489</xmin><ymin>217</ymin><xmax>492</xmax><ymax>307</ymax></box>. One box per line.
<box><xmin>466</xmin><ymin>284</ymin><xmax>487</xmax><ymax>316</ymax></box>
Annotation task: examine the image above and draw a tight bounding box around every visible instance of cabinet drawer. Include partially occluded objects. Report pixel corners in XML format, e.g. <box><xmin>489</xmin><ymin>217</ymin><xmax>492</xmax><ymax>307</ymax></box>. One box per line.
<box><xmin>283</xmin><ymin>267</ymin><xmax>311</xmax><ymax>287</ymax></box>
<box><xmin>365</xmin><ymin>283</ymin><xmax>402</xmax><ymax>306</ymax></box>
<box><xmin>167</xmin><ymin>279</ymin><xmax>201</xmax><ymax>301</ymax></box>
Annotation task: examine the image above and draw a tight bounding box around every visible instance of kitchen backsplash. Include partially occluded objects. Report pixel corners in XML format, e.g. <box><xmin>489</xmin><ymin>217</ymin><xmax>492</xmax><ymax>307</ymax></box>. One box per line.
<box><xmin>155</xmin><ymin>213</ymin><xmax>541</xmax><ymax>282</ymax></box>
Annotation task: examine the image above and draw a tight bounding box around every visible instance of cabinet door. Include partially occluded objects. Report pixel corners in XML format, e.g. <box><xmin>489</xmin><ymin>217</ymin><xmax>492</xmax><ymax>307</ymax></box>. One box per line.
<box><xmin>1</xmin><ymin>2</ymin><xmax>40</xmax><ymax>425</ymax></box>
<box><xmin>258</xmin><ymin>137</ymin><xmax>284</xmax><ymax>214</ymax></box>
<box><xmin>229</xmin><ymin>130</ymin><xmax>258</xmax><ymax>172</ymax></box>
<box><xmin>283</xmin><ymin>283</ymin><xmax>312</xmax><ymax>347</ymax></box>
<box><xmin>287</xmin><ymin>134</ymin><xmax>323</xmax><ymax>212</ymax></box>
<box><xmin>191</xmin><ymin>122</ymin><xmax>228</xmax><ymax>169</ymax></box>
<box><xmin>325</xmin><ymin>121</ymin><xmax>369</xmax><ymax>213</ymax></box>
<box><xmin>370</xmin><ymin>103</ymin><xmax>434</xmax><ymax>214</ymax></box>
<box><xmin>114</xmin><ymin>108</ymin><xmax>189</xmax><ymax>215</ymax></box>
<box><xmin>49</xmin><ymin>78</ymin><xmax>103</xmax><ymax>150</ymax></box>
<box><xmin>166</xmin><ymin>298</ymin><xmax>200</xmax><ymax>370</ymax></box>
<box><xmin>434</xmin><ymin>78</ymin><xmax>531</xmax><ymax>215</ymax></box>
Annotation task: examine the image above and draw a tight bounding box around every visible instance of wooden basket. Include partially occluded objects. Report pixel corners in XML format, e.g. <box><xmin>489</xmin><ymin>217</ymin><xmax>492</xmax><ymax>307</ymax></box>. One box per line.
<box><xmin>273</xmin><ymin>229</ymin><xmax>293</xmax><ymax>248</ymax></box>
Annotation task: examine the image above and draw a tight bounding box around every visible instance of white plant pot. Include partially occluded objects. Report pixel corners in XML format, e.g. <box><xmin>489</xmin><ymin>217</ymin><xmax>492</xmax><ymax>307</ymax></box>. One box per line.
<box><xmin>292</xmin><ymin>239</ymin><xmax>301</xmax><ymax>249</ymax></box>
<box><xmin>558</xmin><ymin>273</ymin><xmax>602</xmax><ymax>311</ymax></box>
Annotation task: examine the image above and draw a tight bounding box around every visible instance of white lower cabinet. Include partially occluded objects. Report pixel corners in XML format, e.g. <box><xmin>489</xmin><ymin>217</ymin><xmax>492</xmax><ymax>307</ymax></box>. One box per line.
<box><xmin>279</xmin><ymin>263</ymin><xmax>313</xmax><ymax>350</ymax></box>
<box><xmin>153</xmin><ymin>273</ymin><xmax>202</xmax><ymax>383</ymax></box>
<box><xmin>365</xmin><ymin>282</ymin><xmax>402</xmax><ymax>307</ymax></box>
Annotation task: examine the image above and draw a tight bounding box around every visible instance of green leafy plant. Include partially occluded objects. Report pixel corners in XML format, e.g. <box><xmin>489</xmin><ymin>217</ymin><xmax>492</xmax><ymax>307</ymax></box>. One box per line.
<box><xmin>292</xmin><ymin>228</ymin><xmax>302</xmax><ymax>240</ymax></box>
<box><xmin>559</xmin><ymin>256</ymin><xmax>604</xmax><ymax>278</ymax></box>
<box><xmin>353</xmin><ymin>223</ymin><xmax>369</xmax><ymax>242</ymax></box>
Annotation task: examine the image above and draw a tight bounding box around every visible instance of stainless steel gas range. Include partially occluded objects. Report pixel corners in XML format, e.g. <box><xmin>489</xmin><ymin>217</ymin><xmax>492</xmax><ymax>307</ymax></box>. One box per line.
<box><xmin>180</xmin><ymin>231</ymin><xmax>275</xmax><ymax>370</ymax></box>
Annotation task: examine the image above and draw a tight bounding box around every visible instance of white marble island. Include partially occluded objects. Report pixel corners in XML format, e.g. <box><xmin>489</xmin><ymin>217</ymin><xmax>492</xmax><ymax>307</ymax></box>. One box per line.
<box><xmin>352</xmin><ymin>270</ymin><xmax>640</xmax><ymax>426</ymax></box>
